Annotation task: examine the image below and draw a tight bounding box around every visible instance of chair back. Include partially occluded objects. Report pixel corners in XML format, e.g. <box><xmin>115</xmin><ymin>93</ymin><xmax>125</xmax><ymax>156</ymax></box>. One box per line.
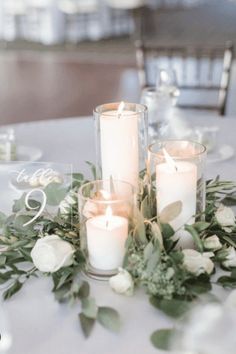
<box><xmin>135</xmin><ymin>40</ymin><xmax>234</xmax><ymax>115</ymax></box>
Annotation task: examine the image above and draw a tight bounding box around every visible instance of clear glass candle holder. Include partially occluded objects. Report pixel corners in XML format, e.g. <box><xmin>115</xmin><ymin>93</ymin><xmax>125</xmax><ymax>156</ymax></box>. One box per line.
<box><xmin>78</xmin><ymin>179</ymin><xmax>136</xmax><ymax>280</ymax></box>
<box><xmin>148</xmin><ymin>140</ymin><xmax>206</xmax><ymax>249</ymax></box>
<box><xmin>141</xmin><ymin>87</ymin><xmax>174</xmax><ymax>140</ymax></box>
<box><xmin>94</xmin><ymin>102</ymin><xmax>148</xmax><ymax>190</ymax></box>
<box><xmin>0</xmin><ymin>129</ymin><xmax>17</xmax><ymax>162</ymax></box>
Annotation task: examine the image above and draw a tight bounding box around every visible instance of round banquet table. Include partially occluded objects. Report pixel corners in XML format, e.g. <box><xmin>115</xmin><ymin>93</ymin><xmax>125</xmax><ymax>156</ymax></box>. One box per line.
<box><xmin>1</xmin><ymin>115</ymin><xmax>236</xmax><ymax>354</ymax></box>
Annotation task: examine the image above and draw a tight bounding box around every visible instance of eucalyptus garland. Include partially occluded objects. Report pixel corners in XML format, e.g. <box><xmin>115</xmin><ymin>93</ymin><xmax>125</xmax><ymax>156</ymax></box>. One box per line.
<box><xmin>0</xmin><ymin>167</ymin><xmax>236</xmax><ymax>348</ymax></box>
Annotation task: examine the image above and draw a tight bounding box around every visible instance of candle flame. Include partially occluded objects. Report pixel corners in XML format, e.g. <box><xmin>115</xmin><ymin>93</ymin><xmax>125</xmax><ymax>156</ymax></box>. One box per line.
<box><xmin>117</xmin><ymin>101</ymin><xmax>125</xmax><ymax>118</ymax></box>
<box><xmin>163</xmin><ymin>148</ymin><xmax>178</xmax><ymax>172</ymax></box>
<box><xmin>105</xmin><ymin>206</ymin><xmax>113</xmax><ymax>228</ymax></box>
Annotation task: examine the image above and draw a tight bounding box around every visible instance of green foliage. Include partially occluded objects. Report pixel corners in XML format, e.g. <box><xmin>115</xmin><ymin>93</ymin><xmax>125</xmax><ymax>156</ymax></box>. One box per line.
<box><xmin>150</xmin><ymin>329</ymin><xmax>175</xmax><ymax>351</ymax></box>
<box><xmin>0</xmin><ymin>170</ymin><xmax>236</xmax><ymax>348</ymax></box>
<box><xmin>150</xmin><ymin>297</ymin><xmax>191</xmax><ymax>318</ymax></box>
<box><xmin>97</xmin><ymin>307</ymin><xmax>121</xmax><ymax>332</ymax></box>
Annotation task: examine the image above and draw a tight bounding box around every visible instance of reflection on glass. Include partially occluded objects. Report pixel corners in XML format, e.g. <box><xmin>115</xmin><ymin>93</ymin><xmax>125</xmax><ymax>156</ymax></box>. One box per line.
<box><xmin>141</xmin><ymin>68</ymin><xmax>179</xmax><ymax>140</ymax></box>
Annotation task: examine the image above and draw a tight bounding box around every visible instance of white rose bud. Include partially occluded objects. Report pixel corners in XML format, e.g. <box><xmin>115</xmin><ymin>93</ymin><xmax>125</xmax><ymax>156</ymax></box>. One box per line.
<box><xmin>215</xmin><ymin>204</ymin><xmax>235</xmax><ymax>227</ymax></box>
<box><xmin>203</xmin><ymin>235</ymin><xmax>222</xmax><ymax>251</ymax></box>
<box><xmin>31</xmin><ymin>235</ymin><xmax>75</xmax><ymax>273</ymax></box>
<box><xmin>222</xmin><ymin>246</ymin><xmax>236</xmax><ymax>268</ymax></box>
<box><xmin>109</xmin><ymin>268</ymin><xmax>134</xmax><ymax>296</ymax></box>
<box><xmin>183</xmin><ymin>249</ymin><xmax>214</xmax><ymax>276</ymax></box>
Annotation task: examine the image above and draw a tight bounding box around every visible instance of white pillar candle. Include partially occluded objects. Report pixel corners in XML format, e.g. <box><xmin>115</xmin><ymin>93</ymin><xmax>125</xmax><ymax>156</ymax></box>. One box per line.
<box><xmin>156</xmin><ymin>157</ymin><xmax>197</xmax><ymax>248</ymax></box>
<box><xmin>86</xmin><ymin>207</ymin><xmax>128</xmax><ymax>270</ymax></box>
<box><xmin>100</xmin><ymin>103</ymin><xmax>139</xmax><ymax>188</ymax></box>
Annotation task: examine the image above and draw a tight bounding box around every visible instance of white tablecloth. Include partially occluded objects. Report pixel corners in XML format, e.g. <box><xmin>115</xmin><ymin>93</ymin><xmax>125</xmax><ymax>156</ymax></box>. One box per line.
<box><xmin>1</xmin><ymin>115</ymin><xmax>236</xmax><ymax>354</ymax></box>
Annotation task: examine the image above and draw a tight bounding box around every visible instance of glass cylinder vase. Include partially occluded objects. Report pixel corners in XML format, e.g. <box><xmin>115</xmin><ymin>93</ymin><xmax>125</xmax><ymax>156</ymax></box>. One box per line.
<box><xmin>94</xmin><ymin>102</ymin><xmax>148</xmax><ymax>190</ymax></box>
<box><xmin>148</xmin><ymin>140</ymin><xmax>206</xmax><ymax>249</ymax></box>
<box><xmin>78</xmin><ymin>179</ymin><xmax>136</xmax><ymax>280</ymax></box>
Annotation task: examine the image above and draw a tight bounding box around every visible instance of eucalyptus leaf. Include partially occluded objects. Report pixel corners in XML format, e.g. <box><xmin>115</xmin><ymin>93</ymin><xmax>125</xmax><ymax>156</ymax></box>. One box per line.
<box><xmin>146</xmin><ymin>250</ymin><xmax>160</xmax><ymax>274</ymax></box>
<box><xmin>217</xmin><ymin>276</ymin><xmax>236</xmax><ymax>288</ymax></box>
<box><xmin>222</xmin><ymin>235</ymin><xmax>236</xmax><ymax>248</ymax></box>
<box><xmin>221</xmin><ymin>195</ymin><xmax>236</xmax><ymax>206</ymax></box>
<box><xmin>151</xmin><ymin>328</ymin><xmax>175</xmax><ymax>350</ymax></box>
<box><xmin>185</xmin><ymin>275</ymin><xmax>212</xmax><ymax>294</ymax></box>
<box><xmin>54</xmin><ymin>268</ymin><xmax>72</xmax><ymax>290</ymax></box>
<box><xmin>12</xmin><ymin>193</ymin><xmax>27</xmax><ymax>212</ymax></box>
<box><xmin>185</xmin><ymin>225</ymin><xmax>203</xmax><ymax>252</ymax></box>
<box><xmin>161</xmin><ymin>223</ymin><xmax>175</xmax><ymax>239</ymax></box>
<box><xmin>97</xmin><ymin>307</ymin><xmax>121</xmax><ymax>332</ymax></box>
<box><xmin>82</xmin><ymin>297</ymin><xmax>98</xmax><ymax>319</ymax></box>
<box><xmin>3</xmin><ymin>281</ymin><xmax>23</xmax><ymax>300</ymax></box>
<box><xmin>78</xmin><ymin>281</ymin><xmax>90</xmax><ymax>299</ymax></box>
<box><xmin>231</xmin><ymin>268</ymin><xmax>236</xmax><ymax>280</ymax></box>
<box><xmin>0</xmin><ymin>211</ymin><xmax>6</xmax><ymax>228</ymax></box>
<box><xmin>7</xmin><ymin>239</ymin><xmax>30</xmax><ymax>250</ymax></box>
<box><xmin>193</xmin><ymin>221</ymin><xmax>210</xmax><ymax>232</ymax></box>
<box><xmin>143</xmin><ymin>242</ymin><xmax>154</xmax><ymax>262</ymax></box>
<box><xmin>44</xmin><ymin>183</ymin><xmax>67</xmax><ymax>206</ymax></box>
<box><xmin>79</xmin><ymin>313</ymin><xmax>95</xmax><ymax>338</ymax></box>
<box><xmin>0</xmin><ymin>255</ymin><xmax>6</xmax><ymax>267</ymax></box>
<box><xmin>150</xmin><ymin>297</ymin><xmax>190</xmax><ymax>318</ymax></box>
<box><xmin>160</xmin><ymin>201</ymin><xmax>182</xmax><ymax>224</ymax></box>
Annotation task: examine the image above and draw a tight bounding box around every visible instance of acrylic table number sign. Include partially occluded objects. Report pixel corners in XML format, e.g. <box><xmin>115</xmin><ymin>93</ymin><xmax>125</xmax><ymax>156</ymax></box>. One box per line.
<box><xmin>0</xmin><ymin>162</ymin><xmax>73</xmax><ymax>229</ymax></box>
<box><xmin>148</xmin><ymin>140</ymin><xmax>206</xmax><ymax>249</ymax></box>
<box><xmin>94</xmin><ymin>102</ymin><xmax>148</xmax><ymax>190</ymax></box>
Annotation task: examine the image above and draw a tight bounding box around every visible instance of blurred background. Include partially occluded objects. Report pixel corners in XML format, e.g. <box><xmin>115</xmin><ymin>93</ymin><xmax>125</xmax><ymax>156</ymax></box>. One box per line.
<box><xmin>0</xmin><ymin>0</ymin><xmax>236</xmax><ymax>125</ymax></box>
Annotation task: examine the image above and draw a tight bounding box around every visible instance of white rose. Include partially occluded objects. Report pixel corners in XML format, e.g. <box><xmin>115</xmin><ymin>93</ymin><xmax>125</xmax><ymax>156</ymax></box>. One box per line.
<box><xmin>215</xmin><ymin>204</ymin><xmax>235</xmax><ymax>227</ymax></box>
<box><xmin>31</xmin><ymin>235</ymin><xmax>75</xmax><ymax>272</ymax></box>
<box><xmin>109</xmin><ymin>268</ymin><xmax>134</xmax><ymax>296</ymax></box>
<box><xmin>222</xmin><ymin>246</ymin><xmax>236</xmax><ymax>268</ymax></box>
<box><xmin>183</xmin><ymin>249</ymin><xmax>214</xmax><ymax>276</ymax></box>
<box><xmin>203</xmin><ymin>235</ymin><xmax>222</xmax><ymax>251</ymax></box>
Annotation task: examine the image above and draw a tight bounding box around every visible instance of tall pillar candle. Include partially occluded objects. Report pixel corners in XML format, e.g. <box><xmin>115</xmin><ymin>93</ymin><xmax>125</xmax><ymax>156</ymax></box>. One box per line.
<box><xmin>100</xmin><ymin>108</ymin><xmax>139</xmax><ymax>188</ymax></box>
<box><xmin>156</xmin><ymin>160</ymin><xmax>197</xmax><ymax>248</ymax></box>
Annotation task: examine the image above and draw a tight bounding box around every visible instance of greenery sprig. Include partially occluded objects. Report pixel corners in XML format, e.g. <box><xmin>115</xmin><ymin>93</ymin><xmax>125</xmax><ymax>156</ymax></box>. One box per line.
<box><xmin>0</xmin><ymin>166</ymin><xmax>236</xmax><ymax>349</ymax></box>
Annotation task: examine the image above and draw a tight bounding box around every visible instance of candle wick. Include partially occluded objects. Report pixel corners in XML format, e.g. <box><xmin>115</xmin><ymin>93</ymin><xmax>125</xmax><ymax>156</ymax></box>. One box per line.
<box><xmin>106</xmin><ymin>220</ymin><xmax>109</xmax><ymax>228</ymax></box>
<box><xmin>175</xmin><ymin>165</ymin><xmax>178</xmax><ymax>172</ymax></box>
